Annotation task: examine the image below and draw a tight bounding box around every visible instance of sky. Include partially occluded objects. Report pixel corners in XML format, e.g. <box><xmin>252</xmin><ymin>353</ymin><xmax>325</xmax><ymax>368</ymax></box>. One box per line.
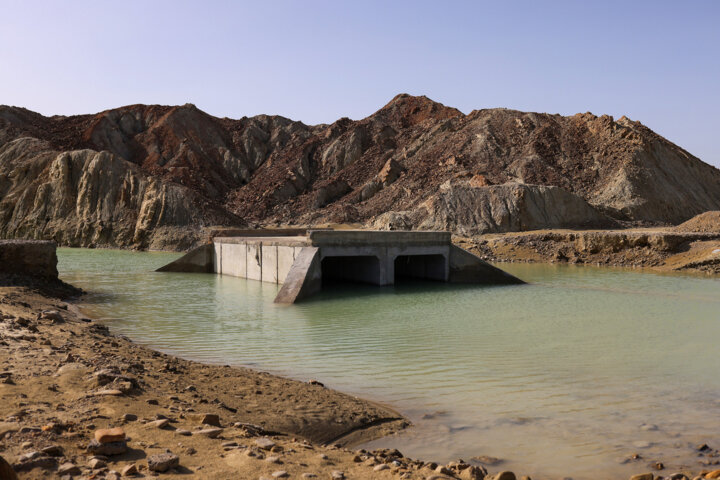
<box><xmin>1</xmin><ymin>0</ymin><xmax>719</xmax><ymax>167</ymax></box>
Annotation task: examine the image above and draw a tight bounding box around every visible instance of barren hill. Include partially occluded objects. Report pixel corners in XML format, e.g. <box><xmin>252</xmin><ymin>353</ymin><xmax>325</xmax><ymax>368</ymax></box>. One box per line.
<box><xmin>1</xmin><ymin>94</ymin><xmax>719</xmax><ymax>249</ymax></box>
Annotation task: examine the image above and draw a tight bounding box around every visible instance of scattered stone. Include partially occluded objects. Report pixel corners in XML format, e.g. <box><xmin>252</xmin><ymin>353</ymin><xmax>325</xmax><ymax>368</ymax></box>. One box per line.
<box><xmin>148</xmin><ymin>453</ymin><xmax>179</xmax><ymax>473</ymax></box>
<box><xmin>494</xmin><ymin>472</ymin><xmax>517</xmax><ymax>480</ymax></box>
<box><xmin>40</xmin><ymin>445</ymin><xmax>63</xmax><ymax>457</ymax></box>
<box><xmin>89</xmin><ymin>457</ymin><xmax>107</xmax><ymax>469</ymax></box>
<box><xmin>176</xmin><ymin>429</ymin><xmax>192</xmax><ymax>436</ymax></box>
<box><xmin>629</xmin><ymin>474</ymin><xmax>654</xmax><ymax>480</ymax></box>
<box><xmin>302</xmin><ymin>474</ymin><xmax>317</xmax><ymax>479</ymax></box>
<box><xmin>459</xmin><ymin>466</ymin><xmax>487</xmax><ymax>480</ymax></box>
<box><xmin>122</xmin><ymin>463</ymin><xmax>138</xmax><ymax>476</ymax></box>
<box><xmin>87</xmin><ymin>439</ymin><xmax>128</xmax><ymax>456</ymax></box>
<box><xmin>330</xmin><ymin>471</ymin><xmax>345</xmax><ymax>479</ymax></box>
<box><xmin>198</xmin><ymin>413</ymin><xmax>221</xmax><ymax>427</ymax></box>
<box><xmin>147</xmin><ymin>418</ymin><xmax>170</xmax><ymax>428</ymax></box>
<box><xmin>374</xmin><ymin>464</ymin><xmax>390</xmax><ymax>471</ymax></box>
<box><xmin>13</xmin><ymin>453</ymin><xmax>57</xmax><ymax>472</ymax></box>
<box><xmin>57</xmin><ymin>462</ymin><xmax>81</xmax><ymax>475</ymax></box>
<box><xmin>146</xmin><ymin>399</ymin><xmax>159</xmax><ymax>405</ymax></box>
<box><xmin>698</xmin><ymin>444</ymin><xmax>711</xmax><ymax>452</ymax></box>
<box><xmin>308</xmin><ymin>379</ymin><xmax>325</xmax><ymax>387</ymax></box>
<box><xmin>317</xmin><ymin>454</ymin><xmax>328</xmax><ymax>460</ymax></box>
<box><xmin>272</xmin><ymin>471</ymin><xmax>289</xmax><ymax>478</ymax></box>
<box><xmin>472</xmin><ymin>455</ymin><xmax>503</xmax><ymax>466</ymax></box>
<box><xmin>40</xmin><ymin>310</ymin><xmax>64</xmax><ymax>323</ymax></box>
<box><xmin>266</xmin><ymin>456</ymin><xmax>281</xmax><ymax>463</ymax></box>
<box><xmin>95</xmin><ymin>389</ymin><xmax>124</xmax><ymax>396</ymax></box>
<box><xmin>196</xmin><ymin>427</ymin><xmax>223</xmax><ymax>438</ymax></box>
<box><xmin>256</xmin><ymin>437</ymin><xmax>276</xmax><ymax>450</ymax></box>
<box><xmin>436</xmin><ymin>465</ymin><xmax>452</xmax><ymax>475</ymax></box>
<box><xmin>121</xmin><ymin>413</ymin><xmax>138</xmax><ymax>422</ymax></box>
<box><xmin>95</xmin><ymin>427</ymin><xmax>126</xmax><ymax>443</ymax></box>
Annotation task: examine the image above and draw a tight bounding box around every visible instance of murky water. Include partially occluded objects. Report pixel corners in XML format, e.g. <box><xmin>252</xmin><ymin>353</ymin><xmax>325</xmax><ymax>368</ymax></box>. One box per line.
<box><xmin>57</xmin><ymin>248</ymin><xmax>720</xmax><ymax>479</ymax></box>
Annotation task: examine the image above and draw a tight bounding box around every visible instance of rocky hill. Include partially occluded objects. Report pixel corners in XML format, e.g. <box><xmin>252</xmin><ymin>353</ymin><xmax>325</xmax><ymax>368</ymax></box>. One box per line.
<box><xmin>1</xmin><ymin>94</ymin><xmax>719</xmax><ymax>249</ymax></box>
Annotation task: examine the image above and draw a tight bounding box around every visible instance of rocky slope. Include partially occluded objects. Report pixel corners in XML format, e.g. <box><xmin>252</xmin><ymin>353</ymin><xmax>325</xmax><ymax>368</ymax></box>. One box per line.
<box><xmin>2</xmin><ymin>95</ymin><xmax>720</xmax><ymax>249</ymax></box>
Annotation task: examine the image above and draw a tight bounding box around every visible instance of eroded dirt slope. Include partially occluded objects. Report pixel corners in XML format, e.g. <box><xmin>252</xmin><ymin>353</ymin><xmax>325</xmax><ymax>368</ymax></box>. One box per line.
<box><xmin>2</xmin><ymin>95</ymin><xmax>720</xmax><ymax>249</ymax></box>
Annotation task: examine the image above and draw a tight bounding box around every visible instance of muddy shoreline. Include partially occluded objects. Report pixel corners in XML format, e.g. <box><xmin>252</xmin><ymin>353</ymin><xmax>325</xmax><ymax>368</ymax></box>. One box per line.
<box><xmin>459</xmin><ymin>228</ymin><xmax>720</xmax><ymax>276</ymax></box>
<box><xmin>0</xmin><ymin>284</ymin><xmax>498</xmax><ymax>479</ymax></box>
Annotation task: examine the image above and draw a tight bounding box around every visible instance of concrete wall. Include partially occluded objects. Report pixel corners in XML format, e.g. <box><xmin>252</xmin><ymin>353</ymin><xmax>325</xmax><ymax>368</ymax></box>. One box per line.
<box><xmin>0</xmin><ymin>239</ymin><xmax>58</xmax><ymax>278</ymax></box>
<box><xmin>212</xmin><ymin>241</ymin><xmax>301</xmax><ymax>285</ymax></box>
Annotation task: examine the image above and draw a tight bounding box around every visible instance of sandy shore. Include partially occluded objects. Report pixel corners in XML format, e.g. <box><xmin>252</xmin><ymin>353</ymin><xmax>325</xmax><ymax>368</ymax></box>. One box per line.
<box><xmin>1</xmin><ymin>281</ymin><xmax>717</xmax><ymax>480</ymax></box>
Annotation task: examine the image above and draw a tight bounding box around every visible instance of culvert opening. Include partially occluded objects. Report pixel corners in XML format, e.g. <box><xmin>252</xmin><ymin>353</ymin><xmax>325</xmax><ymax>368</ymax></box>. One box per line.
<box><xmin>321</xmin><ymin>255</ymin><xmax>382</xmax><ymax>285</ymax></box>
<box><xmin>394</xmin><ymin>254</ymin><xmax>446</xmax><ymax>282</ymax></box>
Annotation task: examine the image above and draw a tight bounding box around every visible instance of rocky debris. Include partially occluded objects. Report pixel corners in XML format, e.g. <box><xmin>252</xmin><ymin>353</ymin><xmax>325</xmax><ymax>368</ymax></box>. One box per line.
<box><xmin>40</xmin><ymin>309</ymin><xmax>64</xmax><ymax>323</ymax></box>
<box><xmin>196</xmin><ymin>427</ymin><xmax>223</xmax><ymax>438</ymax></box>
<box><xmin>147</xmin><ymin>452</ymin><xmax>180</xmax><ymax>472</ymax></box>
<box><xmin>629</xmin><ymin>474</ymin><xmax>654</xmax><ymax>480</ymax></box>
<box><xmin>88</xmin><ymin>456</ymin><xmax>107</xmax><ymax>469</ymax></box>
<box><xmin>57</xmin><ymin>461</ymin><xmax>82</xmax><ymax>475</ymax></box>
<box><xmin>189</xmin><ymin>412</ymin><xmax>221</xmax><ymax>427</ymax></box>
<box><xmin>147</xmin><ymin>418</ymin><xmax>170</xmax><ymax>428</ymax></box>
<box><xmin>95</xmin><ymin>427</ymin><xmax>126</xmax><ymax>443</ymax></box>
<box><xmin>2</xmin><ymin>96</ymin><xmax>720</xmax><ymax>250</ymax></box>
<box><xmin>12</xmin><ymin>451</ymin><xmax>57</xmax><ymax>472</ymax></box>
<box><xmin>121</xmin><ymin>463</ymin><xmax>138</xmax><ymax>476</ymax></box>
<box><xmin>492</xmin><ymin>472</ymin><xmax>517</xmax><ymax>480</ymax></box>
<box><xmin>0</xmin><ymin>455</ymin><xmax>18</xmax><ymax>480</ymax></box>
<box><xmin>87</xmin><ymin>439</ymin><xmax>128</xmax><ymax>456</ymax></box>
<box><xmin>676</xmin><ymin>211</ymin><xmax>720</xmax><ymax>233</ymax></box>
<box><xmin>256</xmin><ymin>437</ymin><xmax>277</xmax><ymax>450</ymax></box>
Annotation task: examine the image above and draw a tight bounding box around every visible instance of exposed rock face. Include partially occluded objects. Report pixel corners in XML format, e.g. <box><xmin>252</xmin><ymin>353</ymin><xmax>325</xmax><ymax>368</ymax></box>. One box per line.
<box><xmin>2</xmin><ymin>95</ymin><xmax>720</xmax><ymax>250</ymax></box>
<box><xmin>412</xmin><ymin>180</ymin><xmax>616</xmax><ymax>235</ymax></box>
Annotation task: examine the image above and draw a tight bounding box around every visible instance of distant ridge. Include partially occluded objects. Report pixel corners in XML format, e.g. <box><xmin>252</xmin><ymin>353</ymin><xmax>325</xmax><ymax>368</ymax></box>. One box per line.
<box><xmin>1</xmin><ymin>94</ymin><xmax>720</xmax><ymax>249</ymax></box>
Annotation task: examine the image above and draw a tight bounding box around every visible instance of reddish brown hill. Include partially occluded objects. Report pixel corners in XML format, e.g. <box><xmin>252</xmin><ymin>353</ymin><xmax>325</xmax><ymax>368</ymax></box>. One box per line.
<box><xmin>1</xmin><ymin>94</ymin><xmax>719</xmax><ymax>249</ymax></box>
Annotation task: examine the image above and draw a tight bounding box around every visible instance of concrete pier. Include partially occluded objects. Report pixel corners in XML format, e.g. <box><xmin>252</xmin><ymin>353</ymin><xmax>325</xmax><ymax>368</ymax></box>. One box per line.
<box><xmin>157</xmin><ymin>230</ymin><xmax>524</xmax><ymax>303</ymax></box>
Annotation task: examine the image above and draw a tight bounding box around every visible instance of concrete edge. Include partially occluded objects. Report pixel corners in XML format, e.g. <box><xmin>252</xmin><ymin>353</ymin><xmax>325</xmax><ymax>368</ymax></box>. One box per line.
<box><xmin>448</xmin><ymin>245</ymin><xmax>525</xmax><ymax>285</ymax></box>
<box><xmin>156</xmin><ymin>244</ymin><xmax>214</xmax><ymax>273</ymax></box>
<box><xmin>273</xmin><ymin>247</ymin><xmax>322</xmax><ymax>304</ymax></box>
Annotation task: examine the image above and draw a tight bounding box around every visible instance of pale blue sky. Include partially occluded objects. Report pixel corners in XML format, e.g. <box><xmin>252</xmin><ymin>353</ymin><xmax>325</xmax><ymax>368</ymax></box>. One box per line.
<box><xmin>2</xmin><ymin>0</ymin><xmax>719</xmax><ymax>167</ymax></box>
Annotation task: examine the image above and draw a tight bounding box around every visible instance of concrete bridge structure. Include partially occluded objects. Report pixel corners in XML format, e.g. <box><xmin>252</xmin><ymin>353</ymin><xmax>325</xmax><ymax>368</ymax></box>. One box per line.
<box><xmin>157</xmin><ymin>229</ymin><xmax>523</xmax><ymax>303</ymax></box>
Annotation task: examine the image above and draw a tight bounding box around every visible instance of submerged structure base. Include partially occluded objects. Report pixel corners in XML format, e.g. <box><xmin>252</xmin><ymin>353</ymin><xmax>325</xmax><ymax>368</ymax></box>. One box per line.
<box><xmin>157</xmin><ymin>230</ymin><xmax>524</xmax><ymax>303</ymax></box>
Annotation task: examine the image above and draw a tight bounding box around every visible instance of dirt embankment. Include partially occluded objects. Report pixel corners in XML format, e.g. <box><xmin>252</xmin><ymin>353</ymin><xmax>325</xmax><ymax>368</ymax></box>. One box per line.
<box><xmin>463</xmin><ymin>217</ymin><xmax>720</xmax><ymax>275</ymax></box>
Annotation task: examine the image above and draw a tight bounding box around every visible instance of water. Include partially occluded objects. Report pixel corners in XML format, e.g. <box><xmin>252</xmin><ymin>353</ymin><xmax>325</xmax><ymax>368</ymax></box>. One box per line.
<box><xmin>57</xmin><ymin>248</ymin><xmax>720</xmax><ymax>479</ymax></box>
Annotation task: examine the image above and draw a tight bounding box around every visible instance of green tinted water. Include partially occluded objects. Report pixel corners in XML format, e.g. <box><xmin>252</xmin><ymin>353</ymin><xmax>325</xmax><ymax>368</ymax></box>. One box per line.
<box><xmin>58</xmin><ymin>248</ymin><xmax>720</xmax><ymax>479</ymax></box>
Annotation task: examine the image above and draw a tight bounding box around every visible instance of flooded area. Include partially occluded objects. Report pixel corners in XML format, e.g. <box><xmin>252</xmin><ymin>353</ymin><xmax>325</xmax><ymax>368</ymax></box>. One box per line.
<box><xmin>58</xmin><ymin>248</ymin><xmax>720</xmax><ymax>479</ymax></box>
